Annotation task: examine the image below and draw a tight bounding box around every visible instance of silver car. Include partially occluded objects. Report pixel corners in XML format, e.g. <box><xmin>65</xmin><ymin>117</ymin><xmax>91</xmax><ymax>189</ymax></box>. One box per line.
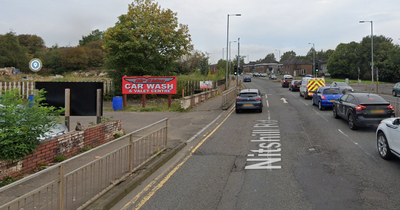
<box><xmin>330</xmin><ymin>82</ymin><xmax>354</xmax><ymax>94</ymax></box>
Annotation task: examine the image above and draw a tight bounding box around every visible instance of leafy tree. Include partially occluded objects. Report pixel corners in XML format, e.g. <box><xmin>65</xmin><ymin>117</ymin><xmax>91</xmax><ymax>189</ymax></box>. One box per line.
<box><xmin>17</xmin><ymin>34</ymin><xmax>45</xmax><ymax>54</ymax></box>
<box><xmin>0</xmin><ymin>89</ymin><xmax>64</xmax><ymax>161</ymax></box>
<box><xmin>199</xmin><ymin>56</ymin><xmax>210</xmax><ymax>76</ymax></box>
<box><xmin>257</xmin><ymin>53</ymin><xmax>276</xmax><ymax>62</ymax></box>
<box><xmin>326</xmin><ymin>42</ymin><xmax>361</xmax><ymax>79</ymax></box>
<box><xmin>60</xmin><ymin>46</ymin><xmax>88</xmax><ymax>71</ymax></box>
<box><xmin>103</xmin><ymin>0</ymin><xmax>193</xmax><ymax>94</ymax></box>
<box><xmin>280</xmin><ymin>51</ymin><xmax>296</xmax><ymax>62</ymax></box>
<box><xmin>0</xmin><ymin>32</ymin><xmax>28</xmax><ymax>71</ymax></box>
<box><xmin>83</xmin><ymin>40</ymin><xmax>106</xmax><ymax>67</ymax></box>
<box><xmin>175</xmin><ymin>50</ymin><xmax>207</xmax><ymax>75</ymax></box>
<box><xmin>79</xmin><ymin>29</ymin><xmax>104</xmax><ymax>46</ymax></box>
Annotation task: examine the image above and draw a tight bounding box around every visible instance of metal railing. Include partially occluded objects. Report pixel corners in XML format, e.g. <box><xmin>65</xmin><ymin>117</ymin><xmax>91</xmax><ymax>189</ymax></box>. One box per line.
<box><xmin>222</xmin><ymin>86</ymin><xmax>239</xmax><ymax>108</ymax></box>
<box><xmin>0</xmin><ymin>118</ymin><xmax>168</xmax><ymax>210</ymax></box>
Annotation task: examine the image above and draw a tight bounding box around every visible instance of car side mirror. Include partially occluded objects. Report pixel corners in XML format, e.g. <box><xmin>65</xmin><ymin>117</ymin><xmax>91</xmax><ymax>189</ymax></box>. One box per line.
<box><xmin>393</xmin><ymin>119</ymin><xmax>400</xmax><ymax>126</ymax></box>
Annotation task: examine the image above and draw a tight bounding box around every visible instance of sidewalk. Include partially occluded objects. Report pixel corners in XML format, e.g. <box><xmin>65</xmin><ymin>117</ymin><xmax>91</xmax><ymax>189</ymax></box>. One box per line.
<box><xmin>82</xmin><ymin>83</ymin><xmax>236</xmax><ymax>209</ymax></box>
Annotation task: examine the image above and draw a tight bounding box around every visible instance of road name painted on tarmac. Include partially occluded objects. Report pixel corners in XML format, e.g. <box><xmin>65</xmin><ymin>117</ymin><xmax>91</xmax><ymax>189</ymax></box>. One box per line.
<box><xmin>245</xmin><ymin>119</ymin><xmax>282</xmax><ymax>170</ymax></box>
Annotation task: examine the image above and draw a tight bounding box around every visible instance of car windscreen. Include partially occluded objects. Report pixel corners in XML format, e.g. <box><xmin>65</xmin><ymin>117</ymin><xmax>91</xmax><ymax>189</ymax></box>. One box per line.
<box><xmin>357</xmin><ymin>95</ymin><xmax>388</xmax><ymax>104</ymax></box>
<box><xmin>239</xmin><ymin>93</ymin><xmax>258</xmax><ymax>97</ymax></box>
<box><xmin>322</xmin><ymin>89</ymin><xmax>341</xmax><ymax>94</ymax></box>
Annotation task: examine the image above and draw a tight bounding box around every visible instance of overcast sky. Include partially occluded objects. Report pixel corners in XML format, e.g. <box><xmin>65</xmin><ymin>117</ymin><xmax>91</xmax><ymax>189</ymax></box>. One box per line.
<box><xmin>1</xmin><ymin>0</ymin><xmax>400</xmax><ymax>64</ymax></box>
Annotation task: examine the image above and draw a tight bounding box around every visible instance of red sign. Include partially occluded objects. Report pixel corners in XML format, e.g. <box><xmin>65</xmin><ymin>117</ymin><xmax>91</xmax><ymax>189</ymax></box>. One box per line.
<box><xmin>122</xmin><ymin>76</ymin><xmax>177</xmax><ymax>94</ymax></box>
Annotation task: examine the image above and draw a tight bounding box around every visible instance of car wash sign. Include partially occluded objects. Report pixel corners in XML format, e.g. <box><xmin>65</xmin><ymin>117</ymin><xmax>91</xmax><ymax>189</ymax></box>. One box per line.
<box><xmin>122</xmin><ymin>76</ymin><xmax>177</xmax><ymax>94</ymax></box>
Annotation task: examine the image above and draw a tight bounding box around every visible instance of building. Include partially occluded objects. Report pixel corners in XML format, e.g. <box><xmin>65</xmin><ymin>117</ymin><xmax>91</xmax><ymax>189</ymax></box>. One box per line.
<box><xmin>280</xmin><ymin>58</ymin><xmax>312</xmax><ymax>76</ymax></box>
<box><xmin>243</xmin><ymin>59</ymin><xmax>279</xmax><ymax>74</ymax></box>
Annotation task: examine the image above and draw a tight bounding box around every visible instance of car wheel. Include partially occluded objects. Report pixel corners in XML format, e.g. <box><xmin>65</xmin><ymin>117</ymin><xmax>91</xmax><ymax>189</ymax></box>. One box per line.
<box><xmin>235</xmin><ymin>108</ymin><xmax>239</xmax><ymax>113</ymax></box>
<box><xmin>348</xmin><ymin>113</ymin><xmax>357</xmax><ymax>130</ymax></box>
<box><xmin>318</xmin><ymin>101</ymin><xmax>323</xmax><ymax>110</ymax></box>
<box><xmin>377</xmin><ymin>132</ymin><xmax>393</xmax><ymax>160</ymax></box>
<box><xmin>332</xmin><ymin>106</ymin><xmax>339</xmax><ymax>119</ymax></box>
<box><xmin>299</xmin><ymin>91</ymin><xmax>302</xmax><ymax>97</ymax></box>
<box><xmin>304</xmin><ymin>92</ymin><xmax>307</xmax><ymax>99</ymax></box>
<box><xmin>259</xmin><ymin>108</ymin><xmax>263</xmax><ymax>113</ymax></box>
<box><xmin>393</xmin><ymin>90</ymin><xmax>397</xmax><ymax>97</ymax></box>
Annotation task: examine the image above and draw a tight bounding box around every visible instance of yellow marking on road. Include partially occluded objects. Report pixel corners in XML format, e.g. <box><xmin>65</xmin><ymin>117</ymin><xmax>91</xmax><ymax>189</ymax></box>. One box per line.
<box><xmin>121</xmin><ymin>108</ymin><xmax>235</xmax><ymax>210</ymax></box>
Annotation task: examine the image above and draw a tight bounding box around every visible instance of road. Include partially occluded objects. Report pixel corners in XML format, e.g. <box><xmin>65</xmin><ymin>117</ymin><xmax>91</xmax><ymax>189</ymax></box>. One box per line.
<box><xmin>111</xmin><ymin>76</ymin><xmax>400</xmax><ymax>210</ymax></box>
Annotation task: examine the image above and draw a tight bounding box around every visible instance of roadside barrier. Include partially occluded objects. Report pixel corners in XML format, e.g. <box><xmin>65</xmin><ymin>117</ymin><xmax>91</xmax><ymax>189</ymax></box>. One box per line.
<box><xmin>0</xmin><ymin>118</ymin><xmax>168</xmax><ymax>210</ymax></box>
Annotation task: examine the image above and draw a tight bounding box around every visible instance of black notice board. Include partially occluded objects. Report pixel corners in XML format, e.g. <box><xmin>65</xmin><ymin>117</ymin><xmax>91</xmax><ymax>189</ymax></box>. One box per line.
<box><xmin>35</xmin><ymin>82</ymin><xmax>103</xmax><ymax>116</ymax></box>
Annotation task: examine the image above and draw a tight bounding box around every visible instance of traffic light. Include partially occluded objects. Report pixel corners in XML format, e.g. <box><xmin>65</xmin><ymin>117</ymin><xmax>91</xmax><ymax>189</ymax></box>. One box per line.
<box><xmin>315</xmin><ymin>63</ymin><xmax>319</xmax><ymax>73</ymax></box>
<box><xmin>234</xmin><ymin>65</ymin><xmax>238</xmax><ymax>75</ymax></box>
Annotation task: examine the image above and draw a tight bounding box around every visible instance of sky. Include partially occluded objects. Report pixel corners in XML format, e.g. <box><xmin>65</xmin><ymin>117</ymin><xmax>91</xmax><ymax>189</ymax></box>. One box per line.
<box><xmin>1</xmin><ymin>0</ymin><xmax>400</xmax><ymax>64</ymax></box>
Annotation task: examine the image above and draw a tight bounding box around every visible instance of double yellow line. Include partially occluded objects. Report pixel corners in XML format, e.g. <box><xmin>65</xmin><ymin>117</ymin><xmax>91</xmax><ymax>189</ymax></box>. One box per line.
<box><xmin>122</xmin><ymin>106</ymin><xmax>235</xmax><ymax>210</ymax></box>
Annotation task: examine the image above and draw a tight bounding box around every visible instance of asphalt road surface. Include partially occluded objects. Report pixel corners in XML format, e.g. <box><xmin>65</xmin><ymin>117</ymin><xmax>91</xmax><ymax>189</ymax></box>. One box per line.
<box><xmin>111</xmin><ymin>76</ymin><xmax>400</xmax><ymax>210</ymax></box>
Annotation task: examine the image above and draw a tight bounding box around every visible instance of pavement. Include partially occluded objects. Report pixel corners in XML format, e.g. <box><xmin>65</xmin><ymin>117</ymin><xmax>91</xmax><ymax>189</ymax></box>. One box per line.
<box><xmin>80</xmin><ymin>84</ymin><xmax>235</xmax><ymax>210</ymax></box>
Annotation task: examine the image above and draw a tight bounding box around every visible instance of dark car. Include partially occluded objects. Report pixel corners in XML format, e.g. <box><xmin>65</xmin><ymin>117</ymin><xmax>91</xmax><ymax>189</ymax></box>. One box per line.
<box><xmin>235</xmin><ymin>89</ymin><xmax>263</xmax><ymax>113</ymax></box>
<box><xmin>289</xmin><ymin>80</ymin><xmax>301</xmax><ymax>91</ymax></box>
<box><xmin>312</xmin><ymin>87</ymin><xmax>342</xmax><ymax>110</ymax></box>
<box><xmin>281</xmin><ymin>76</ymin><xmax>293</xmax><ymax>88</ymax></box>
<box><xmin>330</xmin><ymin>81</ymin><xmax>354</xmax><ymax>94</ymax></box>
<box><xmin>243</xmin><ymin>76</ymin><xmax>251</xmax><ymax>82</ymax></box>
<box><xmin>332</xmin><ymin>93</ymin><xmax>395</xmax><ymax>130</ymax></box>
<box><xmin>392</xmin><ymin>82</ymin><xmax>400</xmax><ymax>97</ymax></box>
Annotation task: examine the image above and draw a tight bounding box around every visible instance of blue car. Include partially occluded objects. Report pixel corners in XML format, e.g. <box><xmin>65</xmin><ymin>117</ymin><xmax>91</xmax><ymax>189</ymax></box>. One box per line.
<box><xmin>312</xmin><ymin>87</ymin><xmax>342</xmax><ymax>110</ymax></box>
<box><xmin>243</xmin><ymin>76</ymin><xmax>251</xmax><ymax>82</ymax></box>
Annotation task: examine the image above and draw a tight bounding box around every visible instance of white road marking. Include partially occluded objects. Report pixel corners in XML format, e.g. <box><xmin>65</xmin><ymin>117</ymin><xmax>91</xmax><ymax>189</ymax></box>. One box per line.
<box><xmin>266</xmin><ymin>100</ymin><xmax>269</xmax><ymax>107</ymax></box>
<box><xmin>299</xmin><ymin>99</ymin><xmax>309</xmax><ymax>106</ymax></box>
<box><xmin>312</xmin><ymin>109</ymin><xmax>329</xmax><ymax>122</ymax></box>
<box><xmin>338</xmin><ymin>129</ymin><xmax>377</xmax><ymax>162</ymax></box>
<box><xmin>281</xmin><ymin>98</ymin><xmax>288</xmax><ymax>104</ymax></box>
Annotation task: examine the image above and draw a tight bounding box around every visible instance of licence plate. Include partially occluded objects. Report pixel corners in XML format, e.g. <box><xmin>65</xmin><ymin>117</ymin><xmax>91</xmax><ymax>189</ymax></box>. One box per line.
<box><xmin>243</xmin><ymin>104</ymin><xmax>253</xmax><ymax>107</ymax></box>
<box><xmin>330</xmin><ymin>100</ymin><xmax>335</xmax><ymax>102</ymax></box>
<box><xmin>371</xmin><ymin>109</ymin><xmax>384</xmax><ymax>114</ymax></box>
<box><xmin>297</xmin><ymin>85</ymin><xmax>300</xmax><ymax>87</ymax></box>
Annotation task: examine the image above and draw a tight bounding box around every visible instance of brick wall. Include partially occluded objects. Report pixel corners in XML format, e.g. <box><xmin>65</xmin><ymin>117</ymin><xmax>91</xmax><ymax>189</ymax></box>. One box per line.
<box><xmin>0</xmin><ymin>120</ymin><xmax>124</xmax><ymax>179</ymax></box>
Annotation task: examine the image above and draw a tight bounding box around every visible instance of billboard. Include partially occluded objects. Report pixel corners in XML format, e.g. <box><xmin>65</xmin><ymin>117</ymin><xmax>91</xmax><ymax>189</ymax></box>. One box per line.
<box><xmin>122</xmin><ymin>76</ymin><xmax>177</xmax><ymax>94</ymax></box>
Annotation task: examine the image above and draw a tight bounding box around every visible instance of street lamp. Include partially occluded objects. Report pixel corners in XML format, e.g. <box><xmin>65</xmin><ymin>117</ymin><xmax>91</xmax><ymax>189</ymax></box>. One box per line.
<box><xmin>359</xmin><ymin>20</ymin><xmax>374</xmax><ymax>92</ymax></box>
<box><xmin>226</xmin><ymin>13</ymin><xmax>241</xmax><ymax>87</ymax></box>
<box><xmin>308</xmin><ymin>43</ymin><xmax>315</xmax><ymax>77</ymax></box>
<box><xmin>275</xmin><ymin>49</ymin><xmax>280</xmax><ymax>62</ymax></box>
<box><xmin>229</xmin><ymin>40</ymin><xmax>237</xmax><ymax>74</ymax></box>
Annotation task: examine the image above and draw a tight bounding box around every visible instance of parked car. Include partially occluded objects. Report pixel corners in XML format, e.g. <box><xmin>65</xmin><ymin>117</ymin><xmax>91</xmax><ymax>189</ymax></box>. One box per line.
<box><xmin>332</xmin><ymin>93</ymin><xmax>395</xmax><ymax>130</ymax></box>
<box><xmin>392</xmin><ymin>82</ymin><xmax>400</xmax><ymax>97</ymax></box>
<box><xmin>376</xmin><ymin>117</ymin><xmax>400</xmax><ymax>160</ymax></box>
<box><xmin>269</xmin><ymin>74</ymin><xmax>277</xmax><ymax>80</ymax></box>
<box><xmin>330</xmin><ymin>81</ymin><xmax>354</xmax><ymax>94</ymax></box>
<box><xmin>283</xmin><ymin>75</ymin><xmax>293</xmax><ymax>79</ymax></box>
<box><xmin>235</xmin><ymin>89</ymin><xmax>263</xmax><ymax>113</ymax></box>
<box><xmin>305</xmin><ymin>74</ymin><xmax>313</xmax><ymax>78</ymax></box>
<box><xmin>243</xmin><ymin>76</ymin><xmax>251</xmax><ymax>82</ymax></box>
<box><xmin>281</xmin><ymin>76</ymin><xmax>293</xmax><ymax>88</ymax></box>
<box><xmin>312</xmin><ymin>87</ymin><xmax>342</xmax><ymax>110</ymax></box>
<box><xmin>289</xmin><ymin>80</ymin><xmax>301</xmax><ymax>91</ymax></box>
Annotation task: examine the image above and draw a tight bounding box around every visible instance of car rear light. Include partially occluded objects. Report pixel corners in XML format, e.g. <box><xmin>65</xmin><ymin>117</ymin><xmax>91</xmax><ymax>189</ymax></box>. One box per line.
<box><xmin>236</xmin><ymin>98</ymin><xmax>242</xmax><ymax>101</ymax></box>
<box><xmin>355</xmin><ymin>105</ymin><xmax>367</xmax><ymax>111</ymax></box>
<box><xmin>320</xmin><ymin>95</ymin><xmax>326</xmax><ymax>100</ymax></box>
<box><xmin>255</xmin><ymin>97</ymin><xmax>262</xmax><ymax>101</ymax></box>
<box><xmin>388</xmin><ymin>104</ymin><xmax>394</xmax><ymax>111</ymax></box>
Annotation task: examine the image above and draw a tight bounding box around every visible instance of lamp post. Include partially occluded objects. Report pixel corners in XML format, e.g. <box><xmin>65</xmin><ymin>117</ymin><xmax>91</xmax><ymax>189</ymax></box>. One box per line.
<box><xmin>275</xmin><ymin>49</ymin><xmax>280</xmax><ymax>62</ymax></box>
<box><xmin>237</xmin><ymin>38</ymin><xmax>240</xmax><ymax>86</ymax></box>
<box><xmin>226</xmin><ymin>13</ymin><xmax>241</xmax><ymax>88</ymax></box>
<box><xmin>229</xmin><ymin>40</ymin><xmax>237</xmax><ymax>74</ymax></box>
<box><xmin>308</xmin><ymin>43</ymin><xmax>315</xmax><ymax>77</ymax></box>
<box><xmin>359</xmin><ymin>20</ymin><xmax>374</xmax><ymax>92</ymax></box>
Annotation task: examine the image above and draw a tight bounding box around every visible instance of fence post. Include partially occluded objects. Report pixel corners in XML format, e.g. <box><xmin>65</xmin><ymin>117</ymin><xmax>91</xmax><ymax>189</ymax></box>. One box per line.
<box><xmin>129</xmin><ymin>134</ymin><xmax>133</xmax><ymax>172</ymax></box>
<box><xmin>58</xmin><ymin>163</ymin><xmax>65</xmax><ymax>210</ymax></box>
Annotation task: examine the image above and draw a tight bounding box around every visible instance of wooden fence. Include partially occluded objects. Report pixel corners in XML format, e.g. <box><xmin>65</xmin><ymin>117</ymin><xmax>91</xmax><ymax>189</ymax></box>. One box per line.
<box><xmin>0</xmin><ymin>79</ymin><xmax>225</xmax><ymax>98</ymax></box>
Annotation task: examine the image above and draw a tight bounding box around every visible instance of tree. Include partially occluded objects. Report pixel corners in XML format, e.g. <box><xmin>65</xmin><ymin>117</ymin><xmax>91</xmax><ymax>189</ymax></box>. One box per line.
<box><xmin>83</xmin><ymin>40</ymin><xmax>106</xmax><ymax>68</ymax></box>
<box><xmin>17</xmin><ymin>34</ymin><xmax>45</xmax><ymax>54</ymax></box>
<box><xmin>0</xmin><ymin>32</ymin><xmax>28</xmax><ymax>71</ymax></box>
<box><xmin>280</xmin><ymin>51</ymin><xmax>296</xmax><ymax>62</ymax></box>
<box><xmin>0</xmin><ymin>89</ymin><xmax>64</xmax><ymax>161</ymax></box>
<box><xmin>60</xmin><ymin>47</ymin><xmax>89</xmax><ymax>71</ymax></box>
<box><xmin>103</xmin><ymin>0</ymin><xmax>193</xmax><ymax>94</ymax></box>
<box><xmin>79</xmin><ymin>29</ymin><xmax>104</xmax><ymax>46</ymax></box>
<box><xmin>175</xmin><ymin>50</ymin><xmax>207</xmax><ymax>75</ymax></box>
<box><xmin>326</xmin><ymin>42</ymin><xmax>361</xmax><ymax>79</ymax></box>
